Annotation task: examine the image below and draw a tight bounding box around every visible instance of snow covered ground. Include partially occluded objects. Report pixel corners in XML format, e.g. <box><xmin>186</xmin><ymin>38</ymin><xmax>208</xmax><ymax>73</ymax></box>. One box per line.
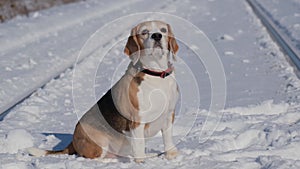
<box><xmin>1</xmin><ymin>0</ymin><xmax>300</xmax><ymax>168</ymax></box>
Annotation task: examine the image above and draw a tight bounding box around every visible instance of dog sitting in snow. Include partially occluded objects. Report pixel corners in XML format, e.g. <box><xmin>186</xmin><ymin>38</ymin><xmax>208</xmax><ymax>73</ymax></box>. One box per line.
<box><xmin>28</xmin><ymin>20</ymin><xmax>179</xmax><ymax>163</ymax></box>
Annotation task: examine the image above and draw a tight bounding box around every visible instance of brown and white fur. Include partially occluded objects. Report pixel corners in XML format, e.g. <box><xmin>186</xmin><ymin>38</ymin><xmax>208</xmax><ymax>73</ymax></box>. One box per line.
<box><xmin>28</xmin><ymin>20</ymin><xmax>179</xmax><ymax>163</ymax></box>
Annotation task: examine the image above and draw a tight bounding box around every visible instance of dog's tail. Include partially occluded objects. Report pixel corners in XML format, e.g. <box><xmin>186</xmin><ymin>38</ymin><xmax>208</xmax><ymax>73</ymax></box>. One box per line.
<box><xmin>27</xmin><ymin>142</ymin><xmax>76</xmax><ymax>157</ymax></box>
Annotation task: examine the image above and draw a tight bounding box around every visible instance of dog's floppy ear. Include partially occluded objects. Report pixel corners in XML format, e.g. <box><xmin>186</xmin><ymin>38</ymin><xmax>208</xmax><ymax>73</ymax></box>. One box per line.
<box><xmin>124</xmin><ymin>26</ymin><xmax>140</xmax><ymax>65</ymax></box>
<box><xmin>167</xmin><ymin>24</ymin><xmax>179</xmax><ymax>60</ymax></box>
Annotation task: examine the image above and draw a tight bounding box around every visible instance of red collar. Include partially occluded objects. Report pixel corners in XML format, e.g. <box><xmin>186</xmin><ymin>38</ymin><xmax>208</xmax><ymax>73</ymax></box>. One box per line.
<box><xmin>141</xmin><ymin>67</ymin><xmax>173</xmax><ymax>78</ymax></box>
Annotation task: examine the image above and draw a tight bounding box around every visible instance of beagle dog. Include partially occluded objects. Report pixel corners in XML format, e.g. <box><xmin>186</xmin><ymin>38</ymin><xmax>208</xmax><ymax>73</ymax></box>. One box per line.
<box><xmin>28</xmin><ymin>20</ymin><xmax>179</xmax><ymax>163</ymax></box>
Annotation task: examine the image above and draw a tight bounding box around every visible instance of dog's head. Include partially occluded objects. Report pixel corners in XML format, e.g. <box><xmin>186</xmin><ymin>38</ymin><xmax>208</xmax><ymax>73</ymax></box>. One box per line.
<box><xmin>124</xmin><ymin>20</ymin><xmax>178</xmax><ymax>70</ymax></box>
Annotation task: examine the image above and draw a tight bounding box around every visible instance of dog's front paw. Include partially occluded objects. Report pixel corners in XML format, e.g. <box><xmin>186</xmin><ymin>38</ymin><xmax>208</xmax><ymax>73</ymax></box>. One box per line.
<box><xmin>165</xmin><ymin>148</ymin><xmax>179</xmax><ymax>160</ymax></box>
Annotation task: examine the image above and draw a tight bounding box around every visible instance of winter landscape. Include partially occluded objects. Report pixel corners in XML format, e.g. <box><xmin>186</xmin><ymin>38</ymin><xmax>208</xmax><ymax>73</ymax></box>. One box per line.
<box><xmin>0</xmin><ymin>0</ymin><xmax>300</xmax><ymax>168</ymax></box>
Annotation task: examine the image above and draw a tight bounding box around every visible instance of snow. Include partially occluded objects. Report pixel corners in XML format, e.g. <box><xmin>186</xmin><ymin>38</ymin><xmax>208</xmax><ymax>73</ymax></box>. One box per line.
<box><xmin>258</xmin><ymin>0</ymin><xmax>300</xmax><ymax>55</ymax></box>
<box><xmin>0</xmin><ymin>129</ymin><xmax>33</xmax><ymax>154</ymax></box>
<box><xmin>0</xmin><ymin>0</ymin><xmax>300</xmax><ymax>168</ymax></box>
<box><xmin>221</xmin><ymin>100</ymin><xmax>288</xmax><ymax>116</ymax></box>
<box><xmin>224</xmin><ymin>51</ymin><xmax>234</xmax><ymax>56</ymax></box>
<box><xmin>219</xmin><ymin>34</ymin><xmax>235</xmax><ymax>41</ymax></box>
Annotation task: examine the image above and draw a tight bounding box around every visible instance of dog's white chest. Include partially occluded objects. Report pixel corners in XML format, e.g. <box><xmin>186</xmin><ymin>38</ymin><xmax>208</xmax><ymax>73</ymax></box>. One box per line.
<box><xmin>137</xmin><ymin>75</ymin><xmax>178</xmax><ymax>126</ymax></box>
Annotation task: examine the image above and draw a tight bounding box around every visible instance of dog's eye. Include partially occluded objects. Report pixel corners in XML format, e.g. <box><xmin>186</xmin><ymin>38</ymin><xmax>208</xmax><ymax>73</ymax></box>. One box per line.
<box><xmin>160</xmin><ymin>28</ymin><xmax>167</xmax><ymax>33</ymax></box>
<box><xmin>141</xmin><ymin>29</ymin><xmax>149</xmax><ymax>35</ymax></box>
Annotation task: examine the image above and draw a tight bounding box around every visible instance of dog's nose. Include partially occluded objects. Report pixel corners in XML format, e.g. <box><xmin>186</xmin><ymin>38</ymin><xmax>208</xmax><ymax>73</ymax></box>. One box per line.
<box><xmin>151</xmin><ymin>33</ymin><xmax>162</xmax><ymax>41</ymax></box>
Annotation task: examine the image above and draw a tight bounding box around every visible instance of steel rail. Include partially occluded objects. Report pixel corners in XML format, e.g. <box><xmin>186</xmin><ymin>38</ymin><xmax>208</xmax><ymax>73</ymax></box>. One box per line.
<box><xmin>246</xmin><ymin>0</ymin><xmax>300</xmax><ymax>75</ymax></box>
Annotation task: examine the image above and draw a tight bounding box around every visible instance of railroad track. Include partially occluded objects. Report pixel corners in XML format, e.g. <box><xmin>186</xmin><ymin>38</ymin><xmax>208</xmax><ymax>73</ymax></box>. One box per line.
<box><xmin>246</xmin><ymin>0</ymin><xmax>300</xmax><ymax>76</ymax></box>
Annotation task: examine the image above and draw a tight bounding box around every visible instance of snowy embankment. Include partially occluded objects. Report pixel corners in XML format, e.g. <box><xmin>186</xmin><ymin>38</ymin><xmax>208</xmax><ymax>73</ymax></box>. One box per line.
<box><xmin>1</xmin><ymin>0</ymin><xmax>300</xmax><ymax>168</ymax></box>
<box><xmin>0</xmin><ymin>0</ymin><xmax>81</xmax><ymax>22</ymax></box>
